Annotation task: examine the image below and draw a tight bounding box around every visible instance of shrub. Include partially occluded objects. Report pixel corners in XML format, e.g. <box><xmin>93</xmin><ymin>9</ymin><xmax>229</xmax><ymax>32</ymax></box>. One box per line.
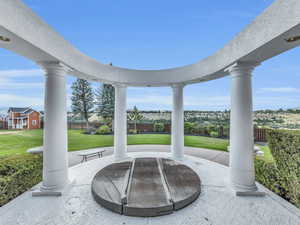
<box><xmin>194</xmin><ymin>125</ymin><xmax>209</xmax><ymax>136</ymax></box>
<box><xmin>223</xmin><ymin>126</ymin><xmax>230</xmax><ymax>137</ymax></box>
<box><xmin>82</xmin><ymin>127</ymin><xmax>96</xmax><ymax>135</ymax></box>
<box><xmin>207</xmin><ymin>125</ymin><xmax>217</xmax><ymax>133</ymax></box>
<box><xmin>267</xmin><ymin>130</ymin><xmax>300</xmax><ymax>207</ymax></box>
<box><xmin>153</xmin><ymin>122</ymin><xmax>165</xmax><ymax>133</ymax></box>
<box><xmin>184</xmin><ymin>122</ymin><xmax>195</xmax><ymax>134</ymax></box>
<box><xmin>255</xmin><ymin>159</ymin><xmax>282</xmax><ymax>196</ymax></box>
<box><xmin>255</xmin><ymin>130</ymin><xmax>300</xmax><ymax>208</ymax></box>
<box><xmin>0</xmin><ymin>154</ymin><xmax>43</xmax><ymax>207</ymax></box>
<box><xmin>97</xmin><ymin>125</ymin><xmax>111</xmax><ymax>134</ymax></box>
<box><xmin>128</xmin><ymin>129</ymin><xmax>137</xmax><ymax>134</ymax></box>
<box><xmin>209</xmin><ymin>131</ymin><xmax>219</xmax><ymax>138</ymax></box>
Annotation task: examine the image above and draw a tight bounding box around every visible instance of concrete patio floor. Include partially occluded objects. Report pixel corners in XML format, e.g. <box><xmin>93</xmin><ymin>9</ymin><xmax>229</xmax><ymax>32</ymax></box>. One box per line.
<box><xmin>68</xmin><ymin>145</ymin><xmax>229</xmax><ymax>167</ymax></box>
<box><xmin>1</xmin><ymin>151</ymin><xmax>300</xmax><ymax>225</ymax></box>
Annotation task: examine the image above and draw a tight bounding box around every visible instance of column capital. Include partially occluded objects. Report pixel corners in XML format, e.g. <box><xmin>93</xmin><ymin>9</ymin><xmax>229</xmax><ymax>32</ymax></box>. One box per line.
<box><xmin>225</xmin><ymin>61</ymin><xmax>260</xmax><ymax>76</ymax></box>
<box><xmin>38</xmin><ymin>61</ymin><xmax>72</xmax><ymax>75</ymax></box>
<box><xmin>171</xmin><ymin>83</ymin><xmax>185</xmax><ymax>89</ymax></box>
<box><xmin>112</xmin><ymin>82</ymin><xmax>127</xmax><ymax>88</ymax></box>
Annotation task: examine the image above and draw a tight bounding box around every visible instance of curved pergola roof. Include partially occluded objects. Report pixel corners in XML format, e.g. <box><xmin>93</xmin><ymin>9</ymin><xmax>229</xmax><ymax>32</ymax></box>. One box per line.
<box><xmin>0</xmin><ymin>0</ymin><xmax>300</xmax><ymax>86</ymax></box>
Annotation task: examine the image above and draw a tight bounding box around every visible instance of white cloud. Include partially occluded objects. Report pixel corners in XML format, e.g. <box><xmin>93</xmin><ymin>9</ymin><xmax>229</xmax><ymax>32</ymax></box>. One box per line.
<box><xmin>0</xmin><ymin>68</ymin><xmax>75</xmax><ymax>110</ymax></box>
<box><xmin>0</xmin><ymin>94</ymin><xmax>43</xmax><ymax>109</ymax></box>
<box><xmin>185</xmin><ymin>96</ymin><xmax>230</xmax><ymax>108</ymax></box>
<box><xmin>128</xmin><ymin>95</ymin><xmax>172</xmax><ymax>106</ymax></box>
<box><xmin>128</xmin><ymin>94</ymin><xmax>230</xmax><ymax>109</ymax></box>
<box><xmin>0</xmin><ymin>69</ymin><xmax>43</xmax><ymax>78</ymax></box>
<box><xmin>0</xmin><ymin>69</ymin><xmax>44</xmax><ymax>91</ymax></box>
<box><xmin>258</xmin><ymin>87</ymin><xmax>300</xmax><ymax>93</ymax></box>
<box><xmin>0</xmin><ymin>77</ymin><xmax>43</xmax><ymax>90</ymax></box>
<box><xmin>254</xmin><ymin>96</ymin><xmax>300</xmax><ymax>108</ymax></box>
<box><xmin>128</xmin><ymin>92</ymin><xmax>300</xmax><ymax>110</ymax></box>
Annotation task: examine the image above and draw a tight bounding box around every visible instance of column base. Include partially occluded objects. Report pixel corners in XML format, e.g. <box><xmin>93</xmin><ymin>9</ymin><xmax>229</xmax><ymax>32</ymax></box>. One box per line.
<box><xmin>114</xmin><ymin>154</ymin><xmax>131</xmax><ymax>162</ymax></box>
<box><xmin>172</xmin><ymin>154</ymin><xmax>185</xmax><ymax>161</ymax></box>
<box><xmin>32</xmin><ymin>178</ymin><xmax>76</xmax><ymax>197</ymax></box>
<box><xmin>235</xmin><ymin>191</ymin><xmax>266</xmax><ymax>197</ymax></box>
<box><xmin>231</xmin><ymin>182</ymin><xmax>265</xmax><ymax>197</ymax></box>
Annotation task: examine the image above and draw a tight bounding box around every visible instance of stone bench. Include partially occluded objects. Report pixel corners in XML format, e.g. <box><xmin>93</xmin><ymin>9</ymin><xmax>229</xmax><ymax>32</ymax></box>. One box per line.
<box><xmin>27</xmin><ymin>146</ymin><xmax>43</xmax><ymax>154</ymax></box>
<box><xmin>77</xmin><ymin>149</ymin><xmax>106</xmax><ymax>163</ymax></box>
<box><xmin>227</xmin><ymin>145</ymin><xmax>264</xmax><ymax>156</ymax></box>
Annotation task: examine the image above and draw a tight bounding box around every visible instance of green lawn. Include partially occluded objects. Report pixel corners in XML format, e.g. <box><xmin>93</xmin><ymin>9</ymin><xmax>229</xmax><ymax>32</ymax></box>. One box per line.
<box><xmin>256</xmin><ymin>145</ymin><xmax>274</xmax><ymax>162</ymax></box>
<box><xmin>0</xmin><ymin>129</ymin><xmax>230</xmax><ymax>157</ymax></box>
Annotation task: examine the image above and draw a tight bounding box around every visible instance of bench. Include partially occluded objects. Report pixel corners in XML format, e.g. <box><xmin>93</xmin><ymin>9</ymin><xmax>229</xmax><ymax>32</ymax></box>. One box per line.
<box><xmin>78</xmin><ymin>149</ymin><xmax>106</xmax><ymax>163</ymax></box>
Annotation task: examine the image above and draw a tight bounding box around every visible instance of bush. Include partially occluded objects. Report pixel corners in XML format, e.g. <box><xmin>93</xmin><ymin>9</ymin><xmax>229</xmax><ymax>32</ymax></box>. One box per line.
<box><xmin>97</xmin><ymin>125</ymin><xmax>111</xmax><ymax>134</ymax></box>
<box><xmin>223</xmin><ymin>126</ymin><xmax>230</xmax><ymax>137</ymax></box>
<box><xmin>128</xmin><ymin>129</ymin><xmax>137</xmax><ymax>134</ymax></box>
<box><xmin>209</xmin><ymin>131</ymin><xmax>219</xmax><ymax>138</ymax></box>
<box><xmin>193</xmin><ymin>124</ymin><xmax>209</xmax><ymax>136</ymax></box>
<box><xmin>153</xmin><ymin>122</ymin><xmax>165</xmax><ymax>133</ymax></box>
<box><xmin>267</xmin><ymin>130</ymin><xmax>300</xmax><ymax>207</ymax></box>
<box><xmin>255</xmin><ymin>130</ymin><xmax>300</xmax><ymax>208</ymax></box>
<box><xmin>184</xmin><ymin>122</ymin><xmax>195</xmax><ymax>134</ymax></box>
<box><xmin>255</xmin><ymin>159</ymin><xmax>282</xmax><ymax>196</ymax></box>
<box><xmin>82</xmin><ymin>127</ymin><xmax>96</xmax><ymax>135</ymax></box>
<box><xmin>0</xmin><ymin>154</ymin><xmax>43</xmax><ymax>206</ymax></box>
<box><xmin>207</xmin><ymin>125</ymin><xmax>217</xmax><ymax>133</ymax></box>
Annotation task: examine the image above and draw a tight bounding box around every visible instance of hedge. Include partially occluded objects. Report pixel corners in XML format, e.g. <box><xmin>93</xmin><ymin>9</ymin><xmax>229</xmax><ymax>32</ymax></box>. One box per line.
<box><xmin>255</xmin><ymin>130</ymin><xmax>300</xmax><ymax>208</ymax></box>
<box><xmin>153</xmin><ymin>122</ymin><xmax>165</xmax><ymax>132</ymax></box>
<box><xmin>184</xmin><ymin>122</ymin><xmax>195</xmax><ymax>134</ymax></box>
<box><xmin>0</xmin><ymin>154</ymin><xmax>42</xmax><ymax>207</ymax></box>
<box><xmin>96</xmin><ymin>125</ymin><xmax>111</xmax><ymax>134</ymax></box>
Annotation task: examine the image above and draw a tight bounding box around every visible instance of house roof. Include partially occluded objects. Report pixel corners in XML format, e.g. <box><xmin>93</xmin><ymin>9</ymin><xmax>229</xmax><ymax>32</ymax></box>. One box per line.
<box><xmin>8</xmin><ymin>107</ymin><xmax>37</xmax><ymax>114</ymax></box>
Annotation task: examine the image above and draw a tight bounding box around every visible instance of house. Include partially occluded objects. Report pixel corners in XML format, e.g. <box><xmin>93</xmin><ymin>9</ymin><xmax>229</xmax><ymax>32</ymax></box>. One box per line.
<box><xmin>0</xmin><ymin>115</ymin><xmax>8</xmax><ymax>129</ymax></box>
<box><xmin>7</xmin><ymin>107</ymin><xmax>41</xmax><ymax>130</ymax></box>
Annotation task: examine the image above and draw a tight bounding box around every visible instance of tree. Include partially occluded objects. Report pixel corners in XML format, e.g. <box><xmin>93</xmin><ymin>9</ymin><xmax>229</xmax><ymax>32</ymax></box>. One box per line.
<box><xmin>95</xmin><ymin>83</ymin><xmax>115</xmax><ymax>126</ymax></box>
<box><xmin>71</xmin><ymin>78</ymin><xmax>94</xmax><ymax>129</ymax></box>
<box><xmin>128</xmin><ymin>106</ymin><xmax>144</xmax><ymax>132</ymax></box>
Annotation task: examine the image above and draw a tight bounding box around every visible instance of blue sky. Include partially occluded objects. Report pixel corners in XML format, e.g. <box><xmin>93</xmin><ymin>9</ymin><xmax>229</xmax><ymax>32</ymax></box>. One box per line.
<box><xmin>0</xmin><ymin>0</ymin><xmax>300</xmax><ymax>111</ymax></box>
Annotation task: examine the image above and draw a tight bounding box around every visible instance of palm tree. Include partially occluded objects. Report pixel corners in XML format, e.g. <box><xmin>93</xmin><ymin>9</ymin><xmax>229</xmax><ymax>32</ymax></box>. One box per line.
<box><xmin>128</xmin><ymin>106</ymin><xmax>144</xmax><ymax>132</ymax></box>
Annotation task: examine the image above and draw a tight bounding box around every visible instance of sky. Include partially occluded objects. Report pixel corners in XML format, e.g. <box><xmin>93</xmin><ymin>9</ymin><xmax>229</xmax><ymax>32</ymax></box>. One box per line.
<box><xmin>0</xmin><ymin>0</ymin><xmax>300</xmax><ymax>111</ymax></box>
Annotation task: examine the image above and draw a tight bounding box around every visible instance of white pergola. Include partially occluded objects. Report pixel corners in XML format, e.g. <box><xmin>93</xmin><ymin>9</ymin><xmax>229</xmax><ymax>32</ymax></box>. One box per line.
<box><xmin>0</xmin><ymin>0</ymin><xmax>300</xmax><ymax>195</ymax></box>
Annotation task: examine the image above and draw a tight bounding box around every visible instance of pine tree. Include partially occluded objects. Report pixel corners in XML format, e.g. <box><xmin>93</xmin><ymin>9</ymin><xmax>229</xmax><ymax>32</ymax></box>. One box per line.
<box><xmin>95</xmin><ymin>83</ymin><xmax>115</xmax><ymax>126</ymax></box>
<box><xmin>71</xmin><ymin>78</ymin><xmax>94</xmax><ymax>129</ymax></box>
<box><xmin>128</xmin><ymin>106</ymin><xmax>144</xmax><ymax>132</ymax></box>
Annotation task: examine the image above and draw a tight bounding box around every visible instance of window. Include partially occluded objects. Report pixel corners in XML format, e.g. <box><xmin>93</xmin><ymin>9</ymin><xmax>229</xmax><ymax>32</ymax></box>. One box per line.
<box><xmin>32</xmin><ymin>120</ymin><xmax>37</xmax><ymax>126</ymax></box>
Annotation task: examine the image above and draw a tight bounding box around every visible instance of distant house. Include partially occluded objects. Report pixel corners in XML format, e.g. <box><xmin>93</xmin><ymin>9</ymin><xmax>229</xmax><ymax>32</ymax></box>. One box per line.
<box><xmin>0</xmin><ymin>115</ymin><xmax>8</xmax><ymax>129</ymax></box>
<box><xmin>7</xmin><ymin>107</ymin><xmax>41</xmax><ymax>130</ymax></box>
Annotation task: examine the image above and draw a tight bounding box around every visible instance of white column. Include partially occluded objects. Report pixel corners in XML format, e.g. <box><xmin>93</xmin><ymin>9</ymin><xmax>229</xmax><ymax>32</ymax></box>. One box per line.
<box><xmin>227</xmin><ymin>62</ymin><xmax>259</xmax><ymax>193</ymax></box>
<box><xmin>113</xmin><ymin>84</ymin><xmax>127</xmax><ymax>160</ymax></box>
<box><xmin>171</xmin><ymin>84</ymin><xmax>185</xmax><ymax>160</ymax></box>
<box><xmin>40</xmin><ymin>61</ymin><xmax>70</xmax><ymax>191</ymax></box>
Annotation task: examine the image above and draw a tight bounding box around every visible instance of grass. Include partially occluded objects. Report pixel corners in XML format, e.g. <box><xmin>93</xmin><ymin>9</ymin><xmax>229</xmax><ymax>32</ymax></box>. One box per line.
<box><xmin>256</xmin><ymin>145</ymin><xmax>274</xmax><ymax>162</ymax></box>
<box><xmin>0</xmin><ymin>130</ymin><xmax>42</xmax><ymax>156</ymax></box>
<box><xmin>0</xmin><ymin>129</ymin><xmax>230</xmax><ymax>157</ymax></box>
<box><xmin>185</xmin><ymin>135</ymin><xmax>229</xmax><ymax>151</ymax></box>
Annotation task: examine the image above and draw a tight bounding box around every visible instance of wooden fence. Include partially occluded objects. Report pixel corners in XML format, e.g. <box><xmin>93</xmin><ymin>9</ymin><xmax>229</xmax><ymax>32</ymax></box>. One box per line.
<box><xmin>254</xmin><ymin>128</ymin><xmax>268</xmax><ymax>142</ymax></box>
<box><xmin>66</xmin><ymin>122</ymin><xmax>268</xmax><ymax>142</ymax></box>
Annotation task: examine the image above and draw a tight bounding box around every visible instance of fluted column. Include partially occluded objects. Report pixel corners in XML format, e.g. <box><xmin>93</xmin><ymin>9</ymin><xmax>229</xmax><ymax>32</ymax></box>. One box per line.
<box><xmin>113</xmin><ymin>84</ymin><xmax>128</xmax><ymax>160</ymax></box>
<box><xmin>171</xmin><ymin>84</ymin><xmax>185</xmax><ymax>160</ymax></box>
<box><xmin>227</xmin><ymin>62</ymin><xmax>259</xmax><ymax>193</ymax></box>
<box><xmin>40</xmin><ymin>61</ymin><xmax>70</xmax><ymax>192</ymax></box>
